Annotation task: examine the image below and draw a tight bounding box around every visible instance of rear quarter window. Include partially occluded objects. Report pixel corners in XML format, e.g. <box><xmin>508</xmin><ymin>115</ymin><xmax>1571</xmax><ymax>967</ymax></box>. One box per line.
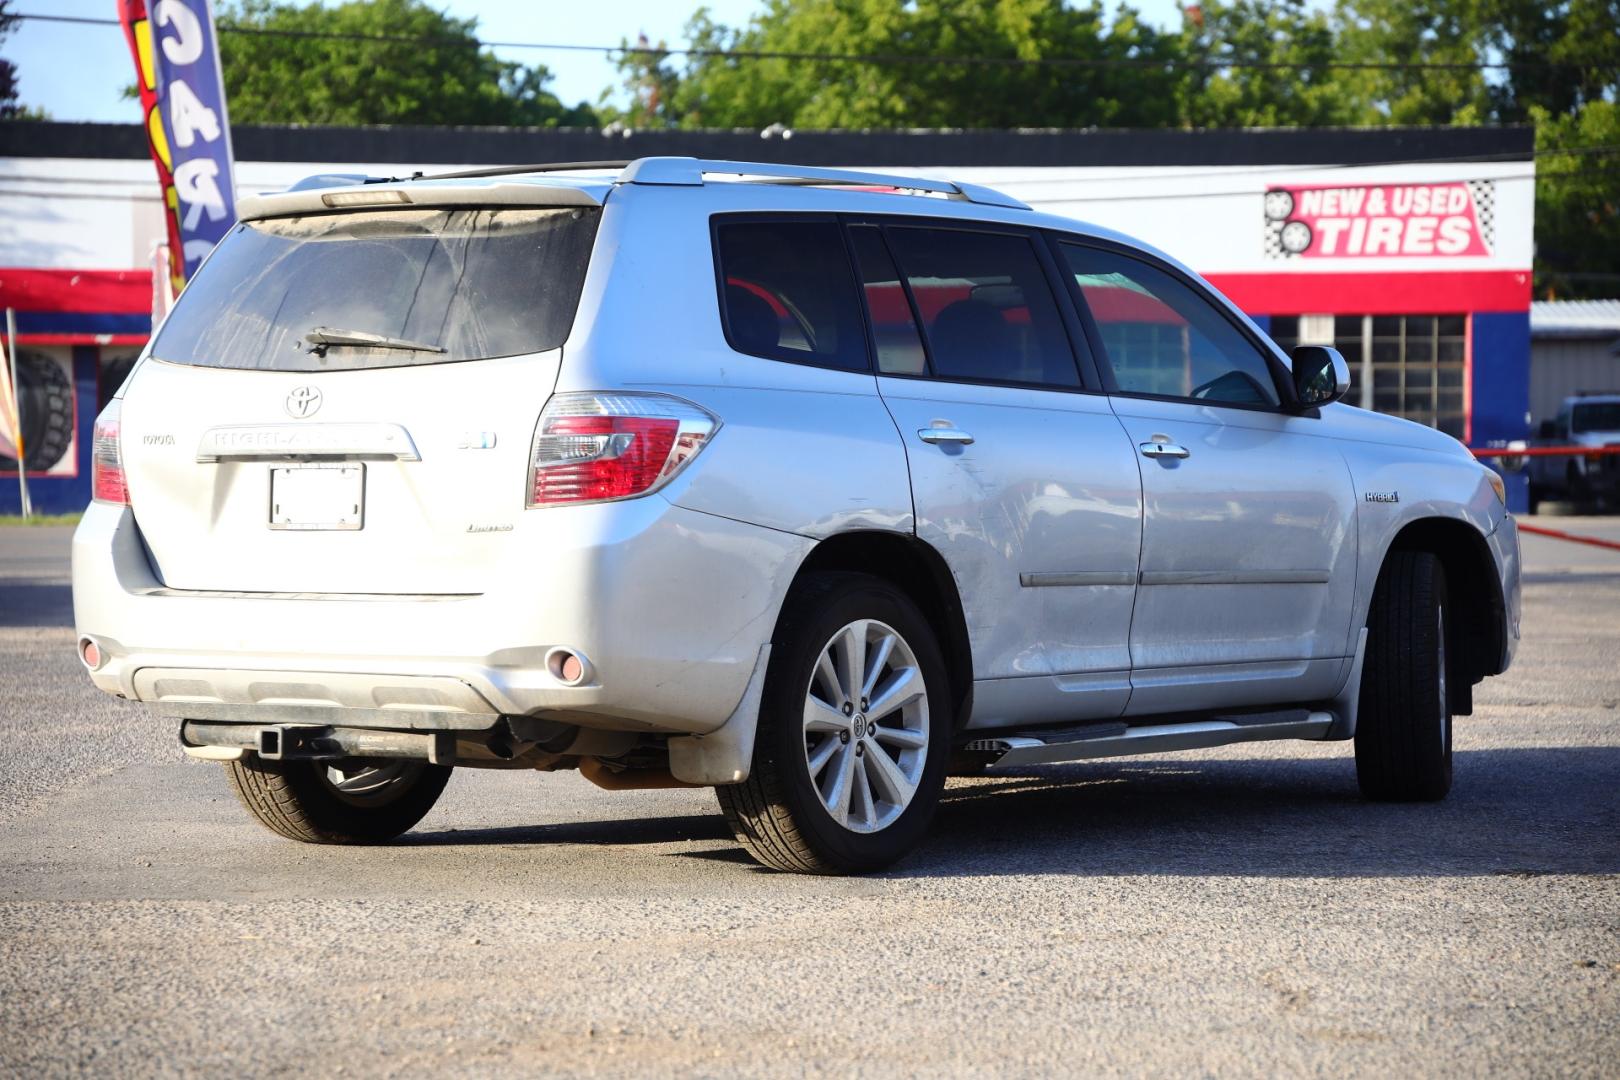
<box><xmin>714</xmin><ymin>219</ymin><xmax>870</xmax><ymax>373</ymax></box>
<box><xmin>151</xmin><ymin>206</ymin><xmax>599</xmax><ymax>371</ymax></box>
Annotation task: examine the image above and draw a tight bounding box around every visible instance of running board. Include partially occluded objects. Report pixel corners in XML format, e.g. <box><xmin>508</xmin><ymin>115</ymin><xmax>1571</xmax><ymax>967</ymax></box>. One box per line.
<box><xmin>963</xmin><ymin>710</ymin><xmax>1336</xmax><ymax>768</ymax></box>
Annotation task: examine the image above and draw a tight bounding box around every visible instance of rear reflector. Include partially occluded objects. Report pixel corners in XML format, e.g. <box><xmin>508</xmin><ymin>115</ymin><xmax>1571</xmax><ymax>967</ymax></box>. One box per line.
<box><xmin>91</xmin><ymin>400</ymin><xmax>129</xmax><ymax>505</ymax></box>
<box><xmin>528</xmin><ymin>392</ymin><xmax>719</xmax><ymax>507</ymax></box>
<box><xmin>79</xmin><ymin>637</ymin><xmax>103</xmax><ymax>669</ymax></box>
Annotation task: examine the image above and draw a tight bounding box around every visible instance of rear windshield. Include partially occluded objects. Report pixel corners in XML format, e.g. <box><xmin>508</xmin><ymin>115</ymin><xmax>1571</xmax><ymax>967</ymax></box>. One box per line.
<box><xmin>151</xmin><ymin>206</ymin><xmax>599</xmax><ymax>371</ymax></box>
<box><xmin>1572</xmin><ymin>402</ymin><xmax>1620</xmax><ymax>433</ymax></box>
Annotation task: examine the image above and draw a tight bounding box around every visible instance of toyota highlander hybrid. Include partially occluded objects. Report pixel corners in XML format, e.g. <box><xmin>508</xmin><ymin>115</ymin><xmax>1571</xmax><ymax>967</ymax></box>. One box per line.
<box><xmin>72</xmin><ymin>158</ymin><xmax>1521</xmax><ymax>874</ymax></box>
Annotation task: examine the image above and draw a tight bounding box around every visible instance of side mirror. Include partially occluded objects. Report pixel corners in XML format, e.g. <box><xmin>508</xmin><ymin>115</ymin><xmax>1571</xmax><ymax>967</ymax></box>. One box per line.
<box><xmin>1537</xmin><ymin>419</ymin><xmax>1557</xmax><ymax>439</ymax></box>
<box><xmin>1290</xmin><ymin>345</ymin><xmax>1351</xmax><ymax>408</ymax></box>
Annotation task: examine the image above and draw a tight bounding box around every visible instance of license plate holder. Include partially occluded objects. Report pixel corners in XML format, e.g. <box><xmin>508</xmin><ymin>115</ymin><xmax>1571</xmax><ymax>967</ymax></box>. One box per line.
<box><xmin>269</xmin><ymin>463</ymin><xmax>365</xmax><ymax>531</ymax></box>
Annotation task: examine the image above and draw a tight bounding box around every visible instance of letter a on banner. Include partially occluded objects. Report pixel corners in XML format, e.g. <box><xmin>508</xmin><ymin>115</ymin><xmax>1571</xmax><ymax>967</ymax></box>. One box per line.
<box><xmin>118</xmin><ymin>0</ymin><xmax>237</xmax><ymax>294</ymax></box>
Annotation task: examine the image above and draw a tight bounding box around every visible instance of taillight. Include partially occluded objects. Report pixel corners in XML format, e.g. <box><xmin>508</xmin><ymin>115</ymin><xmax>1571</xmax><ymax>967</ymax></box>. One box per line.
<box><xmin>91</xmin><ymin>400</ymin><xmax>129</xmax><ymax>505</ymax></box>
<box><xmin>528</xmin><ymin>392</ymin><xmax>720</xmax><ymax>507</ymax></box>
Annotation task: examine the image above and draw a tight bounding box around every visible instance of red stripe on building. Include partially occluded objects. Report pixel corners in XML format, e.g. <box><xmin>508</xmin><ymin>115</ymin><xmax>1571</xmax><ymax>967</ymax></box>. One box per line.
<box><xmin>0</xmin><ymin>268</ymin><xmax>153</xmax><ymax>315</ymax></box>
<box><xmin>13</xmin><ymin>333</ymin><xmax>151</xmax><ymax>348</ymax></box>
<box><xmin>1204</xmin><ymin>269</ymin><xmax>1531</xmax><ymax>315</ymax></box>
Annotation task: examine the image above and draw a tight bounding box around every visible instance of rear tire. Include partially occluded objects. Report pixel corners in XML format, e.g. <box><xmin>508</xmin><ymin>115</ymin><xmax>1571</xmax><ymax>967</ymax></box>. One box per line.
<box><xmin>225</xmin><ymin>756</ymin><xmax>452</xmax><ymax>844</ymax></box>
<box><xmin>717</xmin><ymin>572</ymin><xmax>950</xmax><ymax>874</ymax></box>
<box><xmin>1355</xmin><ymin>551</ymin><xmax>1452</xmax><ymax>801</ymax></box>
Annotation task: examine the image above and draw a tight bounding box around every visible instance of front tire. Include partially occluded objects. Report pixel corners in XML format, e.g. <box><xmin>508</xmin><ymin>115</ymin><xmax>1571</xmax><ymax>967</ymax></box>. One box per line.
<box><xmin>225</xmin><ymin>756</ymin><xmax>452</xmax><ymax>844</ymax></box>
<box><xmin>1355</xmin><ymin>551</ymin><xmax>1452</xmax><ymax>801</ymax></box>
<box><xmin>717</xmin><ymin>573</ymin><xmax>950</xmax><ymax>874</ymax></box>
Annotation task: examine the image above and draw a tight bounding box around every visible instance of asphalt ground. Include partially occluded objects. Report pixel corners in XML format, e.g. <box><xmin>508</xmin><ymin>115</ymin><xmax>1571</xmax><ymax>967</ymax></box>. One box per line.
<box><xmin>1</xmin><ymin>519</ymin><xmax>1616</xmax><ymax>1077</ymax></box>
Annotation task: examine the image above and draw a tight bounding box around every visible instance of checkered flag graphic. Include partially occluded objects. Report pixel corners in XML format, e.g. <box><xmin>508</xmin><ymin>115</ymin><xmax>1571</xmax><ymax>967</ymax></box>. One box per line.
<box><xmin>1468</xmin><ymin>180</ymin><xmax>1495</xmax><ymax>252</ymax></box>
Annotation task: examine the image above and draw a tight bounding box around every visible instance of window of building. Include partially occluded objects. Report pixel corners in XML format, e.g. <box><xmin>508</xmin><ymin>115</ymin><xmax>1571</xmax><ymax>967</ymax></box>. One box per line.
<box><xmin>714</xmin><ymin>219</ymin><xmax>870</xmax><ymax>372</ymax></box>
<box><xmin>1061</xmin><ymin>244</ymin><xmax>1280</xmax><ymax>407</ymax></box>
<box><xmin>1270</xmin><ymin>314</ymin><xmax>1466</xmax><ymax>438</ymax></box>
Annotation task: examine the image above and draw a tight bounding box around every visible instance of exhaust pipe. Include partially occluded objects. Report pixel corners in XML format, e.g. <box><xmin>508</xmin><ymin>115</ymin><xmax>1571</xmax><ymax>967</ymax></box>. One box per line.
<box><xmin>578</xmin><ymin>757</ymin><xmax>698</xmax><ymax>790</ymax></box>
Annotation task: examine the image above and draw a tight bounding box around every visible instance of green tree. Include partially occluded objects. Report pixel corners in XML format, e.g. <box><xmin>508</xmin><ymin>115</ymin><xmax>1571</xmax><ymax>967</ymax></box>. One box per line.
<box><xmin>1533</xmin><ymin>101</ymin><xmax>1620</xmax><ymax>298</ymax></box>
<box><xmin>602</xmin><ymin>33</ymin><xmax>682</xmax><ymax>128</ymax></box>
<box><xmin>1177</xmin><ymin>0</ymin><xmax>1369</xmax><ymax>127</ymax></box>
<box><xmin>640</xmin><ymin>0</ymin><xmax>1183</xmax><ymax>131</ymax></box>
<box><xmin>215</xmin><ymin>0</ymin><xmax>594</xmax><ymax>127</ymax></box>
<box><xmin>1</xmin><ymin>0</ymin><xmax>49</xmax><ymax>121</ymax></box>
<box><xmin>1478</xmin><ymin>0</ymin><xmax>1619</xmax><ymax>122</ymax></box>
<box><xmin>1330</xmin><ymin>0</ymin><xmax>1493</xmax><ymax>125</ymax></box>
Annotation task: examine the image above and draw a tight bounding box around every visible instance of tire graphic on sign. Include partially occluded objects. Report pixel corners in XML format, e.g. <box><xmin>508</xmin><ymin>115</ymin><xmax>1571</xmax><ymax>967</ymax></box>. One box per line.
<box><xmin>1280</xmin><ymin>220</ymin><xmax>1313</xmax><ymax>254</ymax></box>
<box><xmin>1263</xmin><ymin>190</ymin><xmax>1295</xmax><ymax>221</ymax></box>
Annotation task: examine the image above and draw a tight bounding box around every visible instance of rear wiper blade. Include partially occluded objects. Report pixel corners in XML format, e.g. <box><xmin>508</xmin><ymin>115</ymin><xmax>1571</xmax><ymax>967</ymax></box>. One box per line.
<box><xmin>304</xmin><ymin>326</ymin><xmax>446</xmax><ymax>356</ymax></box>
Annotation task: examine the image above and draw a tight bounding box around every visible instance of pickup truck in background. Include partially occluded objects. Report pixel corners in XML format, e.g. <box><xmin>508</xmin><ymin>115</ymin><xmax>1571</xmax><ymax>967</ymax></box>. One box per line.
<box><xmin>1528</xmin><ymin>393</ymin><xmax>1620</xmax><ymax>512</ymax></box>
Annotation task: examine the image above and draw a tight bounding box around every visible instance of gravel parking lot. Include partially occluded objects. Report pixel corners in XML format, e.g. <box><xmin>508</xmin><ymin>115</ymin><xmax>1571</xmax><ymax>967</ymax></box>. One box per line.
<box><xmin>2</xmin><ymin>521</ymin><xmax>1616</xmax><ymax>1077</ymax></box>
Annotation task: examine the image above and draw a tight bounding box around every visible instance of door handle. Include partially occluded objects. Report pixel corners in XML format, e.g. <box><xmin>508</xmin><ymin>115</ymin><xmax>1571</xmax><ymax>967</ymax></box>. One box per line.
<box><xmin>919</xmin><ymin>427</ymin><xmax>975</xmax><ymax>446</ymax></box>
<box><xmin>1139</xmin><ymin>440</ymin><xmax>1190</xmax><ymax>459</ymax></box>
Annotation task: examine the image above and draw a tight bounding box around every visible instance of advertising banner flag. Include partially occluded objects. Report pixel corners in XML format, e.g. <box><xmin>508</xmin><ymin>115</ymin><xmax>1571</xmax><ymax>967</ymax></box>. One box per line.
<box><xmin>118</xmin><ymin>0</ymin><xmax>237</xmax><ymax>293</ymax></box>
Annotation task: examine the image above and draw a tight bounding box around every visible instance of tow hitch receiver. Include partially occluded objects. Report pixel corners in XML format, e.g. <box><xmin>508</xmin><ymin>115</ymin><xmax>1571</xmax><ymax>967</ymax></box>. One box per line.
<box><xmin>181</xmin><ymin>721</ymin><xmax>455</xmax><ymax>764</ymax></box>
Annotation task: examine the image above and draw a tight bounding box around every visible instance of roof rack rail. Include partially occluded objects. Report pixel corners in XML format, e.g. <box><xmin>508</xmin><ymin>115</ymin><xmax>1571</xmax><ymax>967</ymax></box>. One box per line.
<box><xmin>617</xmin><ymin>158</ymin><xmax>1031</xmax><ymax>211</ymax></box>
<box><xmin>409</xmin><ymin>160</ymin><xmax>635</xmax><ymax>183</ymax></box>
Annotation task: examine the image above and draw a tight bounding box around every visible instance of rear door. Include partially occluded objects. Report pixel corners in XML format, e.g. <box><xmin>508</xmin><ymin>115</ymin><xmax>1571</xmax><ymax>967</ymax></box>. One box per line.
<box><xmin>1056</xmin><ymin>239</ymin><xmax>1358</xmax><ymax>714</ymax></box>
<box><xmin>118</xmin><ymin>204</ymin><xmax>599</xmax><ymax>595</ymax></box>
<box><xmin>852</xmin><ymin>220</ymin><xmax>1144</xmax><ymax>727</ymax></box>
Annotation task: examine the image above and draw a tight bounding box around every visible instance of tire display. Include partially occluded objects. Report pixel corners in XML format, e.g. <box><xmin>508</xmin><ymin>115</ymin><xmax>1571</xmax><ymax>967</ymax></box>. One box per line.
<box><xmin>1</xmin><ymin>350</ymin><xmax>75</xmax><ymax>473</ymax></box>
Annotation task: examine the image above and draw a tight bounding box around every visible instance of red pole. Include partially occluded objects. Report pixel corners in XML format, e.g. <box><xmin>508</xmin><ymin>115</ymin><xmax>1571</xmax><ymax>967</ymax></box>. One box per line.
<box><xmin>1517</xmin><ymin>523</ymin><xmax>1620</xmax><ymax>553</ymax></box>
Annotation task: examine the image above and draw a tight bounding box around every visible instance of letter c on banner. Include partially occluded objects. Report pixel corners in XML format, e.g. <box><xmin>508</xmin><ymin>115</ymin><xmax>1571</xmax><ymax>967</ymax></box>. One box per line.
<box><xmin>155</xmin><ymin>0</ymin><xmax>203</xmax><ymax>65</ymax></box>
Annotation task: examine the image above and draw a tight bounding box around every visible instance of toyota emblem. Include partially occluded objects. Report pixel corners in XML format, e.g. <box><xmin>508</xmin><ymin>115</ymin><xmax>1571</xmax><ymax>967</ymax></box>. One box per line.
<box><xmin>285</xmin><ymin>385</ymin><xmax>322</xmax><ymax>418</ymax></box>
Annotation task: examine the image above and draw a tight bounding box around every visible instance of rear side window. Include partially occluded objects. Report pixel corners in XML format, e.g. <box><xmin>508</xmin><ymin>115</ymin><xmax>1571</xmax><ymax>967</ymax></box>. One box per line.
<box><xmin>714</xmin><ymin>220</ymin><xmax>869</xmax><ymax>372</ymax></box>
<box><xmin>848</xmin><ymin>226</ymin><xmax>927</xmax><ymax>376</ymax></box>
<box><xmin>881</xmin><ymin>227</ymin><xmax>1080</xmax><ymax>388</ymax></box>
<box><xmin>152</xmin><ymin>207</ymin><xmax>599</xmax><ymax>372</ymax></box>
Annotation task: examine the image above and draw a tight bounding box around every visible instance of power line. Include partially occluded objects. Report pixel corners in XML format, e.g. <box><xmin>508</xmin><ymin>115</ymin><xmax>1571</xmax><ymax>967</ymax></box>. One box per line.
<box><xmin>0</xmin><ymin>158</ymin><xmax>1594</xmax><ymax>208</ymax></box>
<box><xmin>975</xmin><ymin>143</ymin><xmax>1614</xmax><ymax>190</ymax></box>
<box><xmin>14</xmin><ymin>11</ymin><xmax>1619</xmax><ymax>74</ymax></box>
<box><xmin>2</xmin><ymin>139</ymin><xmax>1608</xmax><ymax>203</ymax></box>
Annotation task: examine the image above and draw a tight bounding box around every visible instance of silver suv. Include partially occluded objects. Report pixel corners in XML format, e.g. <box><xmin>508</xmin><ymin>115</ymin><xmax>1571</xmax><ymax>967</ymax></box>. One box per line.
<box><xmin>73</xmin><ymin>158</ymin><xmax>1521</xmax><ymax>873</ymax></box>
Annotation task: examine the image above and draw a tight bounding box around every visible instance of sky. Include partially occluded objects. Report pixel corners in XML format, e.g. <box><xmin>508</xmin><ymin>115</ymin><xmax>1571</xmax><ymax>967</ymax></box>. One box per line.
<box><xmin>5</xmin><ymin>0</ymin><xmax>1192</xmax><ymax>124</ymax></box>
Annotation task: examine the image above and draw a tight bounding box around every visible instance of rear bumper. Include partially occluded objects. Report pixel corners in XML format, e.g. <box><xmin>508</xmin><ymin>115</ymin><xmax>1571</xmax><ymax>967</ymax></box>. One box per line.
<box><xmin>72</xmin><ymin>498</ymin><xmax>812</xmax><ymax>735</ymax></box>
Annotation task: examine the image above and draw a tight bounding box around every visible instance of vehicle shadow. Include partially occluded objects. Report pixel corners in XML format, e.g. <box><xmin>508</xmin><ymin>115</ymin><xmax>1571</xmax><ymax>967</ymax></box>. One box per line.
<box><xmin>407</xmin><ymin>745</ymin><xmax>1620</xmax><ymax>879</ymax></box>
<box><xmin>0</xmin><ymin>582</ymin><xmax>74</xmax><ymax>628</ymax></box>
<box><xmin>406</xmin><ymin>813</ymin><xmax>734</xmax><ymax>849</ymax></box>
<box><xmin>901</xmin><ymin>744</ymin><xmax>1620</xmax><ymax>879</ymax></box>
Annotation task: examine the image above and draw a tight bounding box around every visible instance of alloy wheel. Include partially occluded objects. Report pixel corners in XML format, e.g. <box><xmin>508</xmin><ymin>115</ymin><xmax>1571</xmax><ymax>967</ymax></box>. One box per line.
<box><xmin>801</xmin><ymin>619</ymin><xmax>929</xmax><ymax>833</ymax></box>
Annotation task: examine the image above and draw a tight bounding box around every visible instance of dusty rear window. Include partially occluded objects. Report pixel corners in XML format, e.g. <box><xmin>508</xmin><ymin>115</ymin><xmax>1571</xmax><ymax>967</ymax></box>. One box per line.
<box><xmin>152</xmin><ymin>206</ymin><xmax>599</xmax><ymax>371</ymax></box>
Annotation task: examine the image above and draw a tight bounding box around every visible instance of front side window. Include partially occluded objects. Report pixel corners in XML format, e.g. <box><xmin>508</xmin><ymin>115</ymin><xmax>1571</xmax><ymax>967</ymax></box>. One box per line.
<box><xmin>880</xmin><ymin>227</ymin><xmax>1081</xmax><ymax>388</ymax></box>
<box><xmin>1061</xmin><ymin>244</ymin><xmax>1280</xmax><ymax>408</ymax></box>
<box><xmin>714</xmin><ymin>220</ymin><xmax>869</xmax><ymax>372</ymax></box>
<box><xmin>153</xmin><ymin>207</ymin><xmax>599</xmax><ymax>371</ymax></box>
